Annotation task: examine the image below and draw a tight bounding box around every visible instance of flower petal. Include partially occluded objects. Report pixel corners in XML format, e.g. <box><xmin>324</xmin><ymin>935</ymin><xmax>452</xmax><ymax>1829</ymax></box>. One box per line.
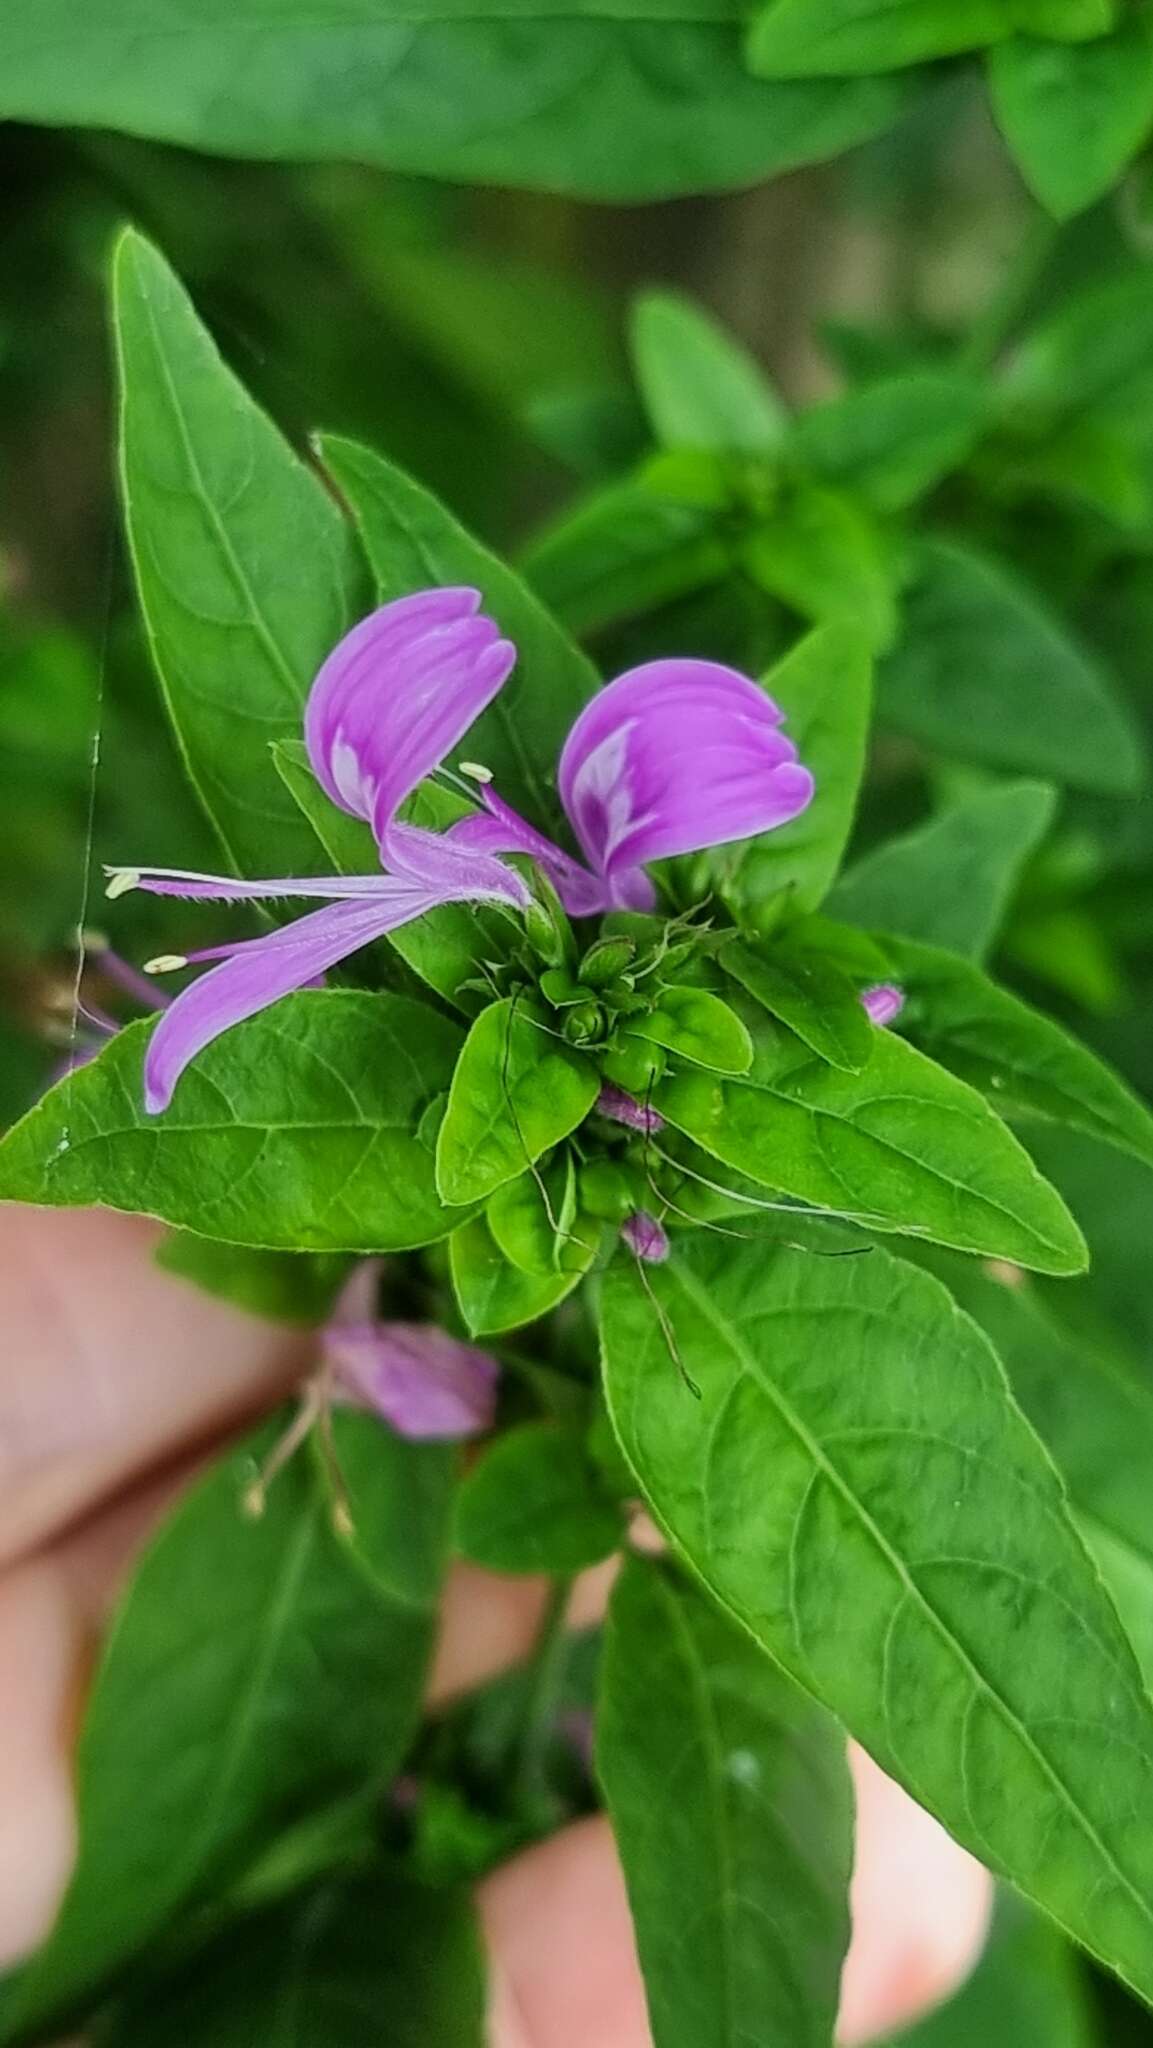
<box><xmin>557</xmin><ymin>658</ymin><xmax>814</xmax><ymax>883</ymax></box>
<box><xmin>447</xmin><ymin>789</ymin><xmax>609</xmax><ymax>915</ymax></box>
<box><xmin>384</xmin><ymin>818</ymin><xmax>532</xmax><ymax>906</ymax></box>
<box><xmin>142</xmin><ymin>887</ymin><xmax>438</xmax><ymax>1114</ymax></box>
<box><xmin>328</xmin><ymin>1320</ymin><xmax>499</xmax><ymax>1439</ymax></box>
<box><xmin>303</xmin><ymin>590</ymin><xmax>516</xmax><ymax>842</ymax></box>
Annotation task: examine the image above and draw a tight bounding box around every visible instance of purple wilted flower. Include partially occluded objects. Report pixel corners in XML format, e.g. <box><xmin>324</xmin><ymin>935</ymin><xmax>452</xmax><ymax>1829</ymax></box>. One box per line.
<box><xmin>328</xmin><ymin>1317</ymin><xmax>499</xmax><ymax>1440</ymax></box>
<box><xmin>47</xmin><ymin>938</ymin><xmax>170</xmax><ymax>1086</ymax></box>
<box><xmin>109</xmin><ymin>588</ymin><xmax>813</xmax><ymax>1112</ymax></box>
<box><xmin>596</xmin><ymin>1083</ymin><xmax>665</xmax><ymax>1135</ymax></box>
<box><xmin>861</xmin><ymin>983</ymin><xmax>904</xmax><ymax>1028</ymax></box>
<box><xmin>622</xmin><ymin>1210</ymin><xmax>670</xmax><ymax>1263</ymax></box>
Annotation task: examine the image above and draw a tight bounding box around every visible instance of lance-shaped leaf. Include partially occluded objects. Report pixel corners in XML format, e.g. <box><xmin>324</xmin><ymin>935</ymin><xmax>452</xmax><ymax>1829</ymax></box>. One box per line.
<box><xmin>748</xmin><ymin>0</ymin><xmax>1010</xmax><ymax>78</ymax></box>
<box><xmin>883</xmin><ymin>935</ymin><xmax>1153</xmax><ymax>1170</ymax></box>
<box><xmin>724</xmin><ymin>623</ymin><xmax>873</xmax><ymax>923</ymax></box>
<box><xmin>437</xmin><ymin>997</ymin><xmax>599</xmax><ymax>1208</ymax></box>
<box><xmin>657</xmin><ymin>1009</ymin><xmax>1086</xmax><ymax>1273</ymax></box>
<box><xmin>0</xmin><ymin>1413</ymin><xmax>454</xmax><ymax>2041</ymax></box>
<box><xmin>875</xmin><ymin>542</ymin><xmax>1143</xmax><ymax>796</ymax></box>
<box><xmin>0</xmin><ymin>6</ymin><xmax>905</xmax><ymax>203</ymax></box>
<box><xmin>990</xmin><ymin>18</ymin><xmax>1153</xmax><ymax>221</ymax></box>
<box><xmin>598</xmin><ymin>1554</ymin><xmax>852</xmax><ymax>2048</ymax></box>
<box><xmin>741</xmin><ymin>482</ymin><xmax>896</xmax><ymax>651</ymax></box>
<box><xmin>721</xmin><ymin>936</ymin><xmax>874</xmax><ymax>1073</ymax></box>
<box><xmin>791</xmin><ymin>371</ymin><xmax>985</xmax><ymax>511</ymax></box>
<box><xmin>112</xmin><ymin>229</ymin><xmax>363</xmax><ymax>876</ymax></box>
<box><xmin>449</xmin><ymin>1214</ymin><xmax>580</xmax><ymax>1336</ymax></box>
<box><xmin>319</xmin><ymin>434</ymin><xmax>597</xmax><ymax>834</ymax></box>
<box><xmin>829</xmin><ymin>782</ymin><xmax>1056</xmax><ymax>961</ymax></box>
<box><xmin>601</xmin><ymin>1232</ymin><xmax>1153</xmax><ymax>2006</ymax></box>
<box><xmin>630</xmin><ymin>290</ymin><xmax>788</xmax><ymax>454</ymax></box>
<box><xmin>523</xmin><ymin>461</ymin><xmax>733</xmax><ymax>639</ymax></box>
<box><xmin>0</xmin><ymin>992</ymin><xmax>469</xmax><ymax>1253</ymax></box>
<box><xmin>100</xmin><ymin>1877</ymin><xmax>484</xmax><ymax>2048</ymax></box>
<box><xmin>456</xmin><ymin>1422</ymin><xmax>623</xmax><ymax>1574</ymax></box>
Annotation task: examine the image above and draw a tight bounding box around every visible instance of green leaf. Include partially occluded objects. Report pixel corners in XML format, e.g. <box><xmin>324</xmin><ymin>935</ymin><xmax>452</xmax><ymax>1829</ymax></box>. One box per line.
<box><xmin>436</xmin><ymin>997</ymin><xmax>599</xmax><ymax>1209</ymax></box>
<box><xmin>1004</xmin><ymin>270</ymin><xmax>1153</xmax><ymax>424</ymax></box>
<box><xmin>792</xmin><ymin>372</ymin><xmax>985</xmax><ymax>510</ymax></box>
<box><xmin>724</xmin><ymin>623</ymin><xmax>874</xmax><ymax>922</ymax></box>
<box><xmin>886</xmin><ymin>935</ymin><xmax>1153</xmax><ymax>1169</ymax></box>
<box><xmin>657</xmin><ymin>1008</ymin><xmax>1087</xmax><ymax>1272</ymax></box>
<box><xmin>829</xmin><ymin>782</ymin><xmax>1057</xmax><ymax>960</ymax></box>
<box><xmin>876</xmin><ymin>542</ymin><xmax>1144</xmax><ymax>796</ymax></box>
<box><xmin>155</xmin><ymin>1231</ymin><xmax>350</xmax><ymax>1323</ymax></box>
<box><xmin>990</xmin><ymin>19</ymin><xmax>1153</xmax><ymax>221</ymax></box>
<box><xmin>721</xmin><ymin>936</ymin><xmax>875</xmax><ymax>1073</ymax></box>
<box><xmin>112</xmin><ymin>229</ymin><xmax>362</xmax><ymax>876</ymax></box>
<box><xmin>626</xmin><ymin>985</ymin><xmax>753</xmax><ymax>1075</ymax></box>
<box><xmin>0</xmin><ymin>992</ymin><xmax>468</xmax><ymax>1253</ymax></box>
<box><xmin>523</xmin><ymin>462</ymin><xmax>731</xmax><ymax>639</ymax></box>
<box><xmin>630</xmin><ymin>291</ymin><xmax>788</xmax><ymax>454</ymax></box>
<box><xmin>741</xmin><ymin>481</ymin><xmax>896</xmax><ymax>651</ymax></box>
<box><xmin>0</xmin><ymin>8</ymin><xmax>906</xmax><ymax>203</ymax></box>
<box><xmin>487</xmin><ymin>1157</ymin><xmax>602</xmax><ymax>1277</ymax></box>
<box><xmin>600</xmin><ymin>1232</ymin><xmax>1153</xmax><ymax>2004</ymax></box>
<box><xmin>101</xmin><ymin>1876</ymin><xmax>484</xmax><ymax>2048</ymax></box>
<box><xmin>598</xmin><ymin>1555</ymin><xmax>852</xmax><ymax>2048</ymax></box>
<box><xmin>449</xmin><ymin>1214</ymin><xmax>580</xmax><ymax>1336</ymax></box>
<box><xmin>0</xmin><ymin>1412</ymin><xmax>453</xmax><ymax>2039</ymax></box>
<box><xmin>320</xmin><ymin>434</ymin><xmax>596</xmax><ymax>833</ymax></box>
<box><xmin>747</xmin><ymin>0</ymin><xmax>1009</xmax><ymax>78</ymax></box>
<box><xmin>875</xmin><ymin>1892</ymin><xmax>1097</xmax><ymax>2046</ymax></box>
<box><xmin>456</xmin><ymin>1422</ymin><xmax>623</xmax><ymax>1573</ymax></box>
<box><xmin>274</xmin><ymin>739</ymin><xmax>513</xmax><ymax>1012</ymax></box>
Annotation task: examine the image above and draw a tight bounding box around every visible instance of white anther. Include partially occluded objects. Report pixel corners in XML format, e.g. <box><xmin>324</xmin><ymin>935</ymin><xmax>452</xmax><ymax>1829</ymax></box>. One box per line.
<box><xmin>143</xmin><ymin>954</ymin><xmax>188</xmax><ymax>975</ymax></box>
<box><xmin>104</xmin><ymin>870</ymin><xmax>140</xmax><ymax>900</ymax></box>
<box><xmin>459</xmin><ymin>760</ymin><xmax>494</xmax><ymax>784</ymax></box>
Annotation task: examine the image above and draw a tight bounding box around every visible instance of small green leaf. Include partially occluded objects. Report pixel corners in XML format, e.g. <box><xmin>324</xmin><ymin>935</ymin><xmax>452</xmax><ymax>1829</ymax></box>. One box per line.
<box><xmin>741</xmin><ymin>481</ymin><xmax>896</xmax><ymax>651</ymax></box>
<box><xmin>626</xmin><ymin>985</ymin><xmax>753</xmax><ymax>1075</ymax></box>
<box><xmin>723</xmin><ymin>624</ymin><xmax>874</xmax><ymax>921</ymax></box>
<box><xmin>112</xmin><ymin>229</ymin><xmax>362</xmax><ymax>877</ymax></box>
<box><xmin>721</xmin><ymin>936</ymin><xmax>874</xmax><ymax>1073</ymax></box>
<box><xmin>0</xmin><ymin>1413</ymin><xmax>453</xmax><ymax>2039</ymax></box>
<box><xmin>630</xmin><ymin>290</ymin><xmax>788</xmax><ymax>454</ymax></box>
<box><xmin>657</xmin><ymin>1007</ymin><xmax>1087</xmax><ymax>1273</ymax></box>
<box><xmin>101</xmin><ymin>1876</ymin><xmax>485</xmax><ymax>2048</ymax></box>
<box><xmin>829</xmin><ymin>782</ymin><xmax>1057</xmax><ymax>960</ymax></box>
<box><xmin>449</xmin><ymin>1214</ymin><xmax>581</xmax><ymax>1337</ymax></box>
<box><xmin>601</xmin><ymin>1233</ymin><xmax>1153</xmax><ymax>2006</ymax></box>
<box><xmin>523</xmin><ymin>458</ymin><xmax>731</xmax><ymax>639</ymax></box>
<box><xmin>792</xmin><ymin>371</ymin><xmax>985</xmax><ymax>510</ymax></box>
<box><xmin>876</xmin><ymin>541</ymin><xmax>1144</xmax><ymax>795</ymax></box>
<box><xmin>747</xmin><ymin>0</ymin><xmax>1008</xmax><ymax>78</ymax></box>
<box><xmin>320</xmin><ymin>435</ymin><xmax>597</xmax><ymax>834</ymax></box>
<box><xmin>887</xmin><ymin>935</ymin><xmax>1153</xmax><ymax>1170</ymax></box>
<box><xmin>1003</xmin><ymin>270</ymin><xmax>1153</xmax><ymax>424</ymax></box>
<box><xmin>990</xmin><ymin>19</ymin><xmax>1153</xmax><ymax>221</ymax></box>
<box><xmin>437</xmin><ymin>997</ymin><xmax>599</xmax><ymax>1209</ymax></box>
<box><xmin>487</xmin><ymin>1156</ymin><xmax>601</xmax><ymax>1278</ymax></box>
<box><xmin>598</xmin><ymin>1555</ymin><xmax>852</xmax><ymax>2048</ymax></box>
<box><xmin>155</xmin><ymin>1231</ymin><xmax>350</xmax><ymax>1324</ymax></box>
<box><xmin>456</xmin><ymin>1422</ymin><xmax>623</xmax><ymax>1574</ymax></box>
<box><xmin>0</xmin><ymin>992</ymin><xmax>467</xmax><ymax>1253</ymax></box>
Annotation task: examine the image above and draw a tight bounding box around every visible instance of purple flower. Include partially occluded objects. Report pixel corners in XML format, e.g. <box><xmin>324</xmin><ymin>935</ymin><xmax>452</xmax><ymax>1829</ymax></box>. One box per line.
<box><xmin>621</xmin><ymin>1210</ymin><xmax>670</xmax><ymax>1263</ymax></box>
<box><xmin>328</xmin><ymin>1317</ymin><xmax>499</xmax><ymax>1440</ymax></box>
<box><xmin>861</xmin><ymin>983</ymin><xmax>904</xmax><ymax>1028</ymax></box>
<box><xmin>596</xmin><ymin>1083</ymin><xmax>666</xmax><ymax>1135</ymax></box>
<box><xmin>109</xmin><ymin>588</ymin><xmax>813</xmax><ymax>1112</ymax></box>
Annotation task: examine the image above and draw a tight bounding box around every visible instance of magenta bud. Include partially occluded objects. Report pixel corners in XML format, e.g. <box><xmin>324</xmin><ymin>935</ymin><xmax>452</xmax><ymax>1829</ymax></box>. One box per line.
<box><xmin>596</xmin><ymin>1083</ymin><xmax>666</xmax><ymax>1135</ymax></box>
<box><xmin>622</xmin><ymin>1210</ymin><xmax>670</xmax><ymax>1263</ymax></box>
<box><xmin>861</xmin><ymin>983</ymin><xmax>905</xmax><ymax>1028</ymax></box>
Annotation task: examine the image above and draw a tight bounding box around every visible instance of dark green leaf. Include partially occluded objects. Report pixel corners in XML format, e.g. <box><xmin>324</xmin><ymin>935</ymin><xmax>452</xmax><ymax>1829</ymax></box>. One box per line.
<box><xmin>630</xmin><ymin>291</ymin><xmax>788</xmax><ymax>453</ymax></box>
<box><xmin>626</xmin><ymin>985</ymin><xmax>753</xmax><ymax>1075</ymax></box>
<box><xmin>320</xmin><ymin>434</ymin><xmax>596</xmax><ymax>833</ymax></box>
<box><xmin>449</xmin><ymin>1214</ymin><xmax>580</xmax><ymax>1336</ymax></box>
<box><xmin>113</xmin><ymin>229</ymin><xmax>362</xmax><ymax>875</ymax></box>
<box><xmin>155</xmin><ymin>1231</ymin><xmax>350</xmax><ymax>1323</ymax></box>
<box><xmin>886</xmin><ymin>935</ymin><xmax>1153</xmax><ymax>1169</ymax></box>
<box><xmin>0</xmin><ymin>8</ymin><xmax>906</xmax><ymax>203</ymax></box>
<box><xmin>657</xmin><ymin>1007</ymin><xmax>1087</xmax><ymax>1272</ymax></box>
<box><xmin>456</xmin><ymin>1422</ymin><xmax>623</xmax><ymax>1573</ymax></box>
<box><xmin>747</xmin><ymin>0</ymin><xmax>1009</xmax><ymax>78</ymax></box>
<box><xmin>741</xmin><ymin>481</ymin><xmax>896</xmax><ymax>651</ymax></box>
<box><xmin>601</xmin><ymin>1232</ymin><xmax>1153</xmax><ymax>2004</ymax></box>
<box><xmin>1004</xmin><ymin>270</ymin><xmax>1153</xmax><ymax>424</ymax></box>
<box><xmin>875</xmin><ymin>1892</ymin><xmax>1096</xmax><ymax>2047</ymax></box>
<box><xmin>436</xmin><ymin>997</ymin><xmax>599</xmax><ymax>1209</ymax></box>
<box><xmin>792</xmin><ymin>372</ymin><xmax>985</xmax><ymax>510</ymax></box>
<box><xmin>0</xmin><ymin>992</ymin><xmax>468</xmax><ymax>1253</ymax></box>
<box><xmin>829</xmin><ymin>782</ymin><xmax>1057</xmax><ymax>960</ymax></box>
<box><xmin>100</xmin><ymin>1876</ymin><xmax>484</xmax><ymax>2048</ymax></box>
<box><xmin>724</xmin><ymin>623</ymin><xmax>874</xmax><ymax>922</ymax></box>
<box><xmin>1</xmin><ymin>1413</ymin><xmax>452</xmax><ymax>2039</ymax></box>
<box><xmin>721</xmin><ymin>936</ymin><xmax>875</xmax><ymax>1073</ymax></box>
<box><xmin>876</xmin><ymin>542</ymin><xmax>1144</xmax><ymax>796</ymax></box>
<box><xmin>523</xmin><ymin>462</ymin><xmax>731</xmax><ymax>639</ymax></box>
<box><xmin>990</xmin><ymin>19</ymin><xmax>1153</xmax><ymax>221</ymax></box>
<box><xmin>598</xmin><ymin>1555</ymin><xmax>852</xmax><ymax>2048</ymax></box>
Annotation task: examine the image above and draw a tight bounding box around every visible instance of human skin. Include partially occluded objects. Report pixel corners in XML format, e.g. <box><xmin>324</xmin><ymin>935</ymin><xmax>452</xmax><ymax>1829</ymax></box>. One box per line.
<box><xmin>0</xmin><ymin>1205</ymin><xmax>992</xmax><ymax>2043</ymax></box>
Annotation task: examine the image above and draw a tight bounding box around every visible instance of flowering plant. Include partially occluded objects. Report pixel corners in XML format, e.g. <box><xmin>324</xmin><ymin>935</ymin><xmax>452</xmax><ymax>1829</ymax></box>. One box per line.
<box><xmin>3</xmin><ymin>211</ymin><xmax>1153</xmax><ymax>2048</ymax></box>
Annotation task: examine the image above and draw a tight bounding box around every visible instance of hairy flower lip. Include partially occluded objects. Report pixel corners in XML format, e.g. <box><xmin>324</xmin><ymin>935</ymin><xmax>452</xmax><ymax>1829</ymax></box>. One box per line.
<box><xmin>112</xmin><ymin>587</ymin><xmax>814</xmax><ymax>1112</ymax></box>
